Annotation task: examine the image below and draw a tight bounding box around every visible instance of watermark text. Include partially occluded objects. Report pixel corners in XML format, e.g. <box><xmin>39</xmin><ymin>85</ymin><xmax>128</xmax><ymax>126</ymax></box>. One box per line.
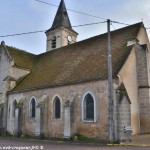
<box><xmin>0</xmin><ymin>146</ymin><xmax>44</xmax><ymax>150</ymax></box>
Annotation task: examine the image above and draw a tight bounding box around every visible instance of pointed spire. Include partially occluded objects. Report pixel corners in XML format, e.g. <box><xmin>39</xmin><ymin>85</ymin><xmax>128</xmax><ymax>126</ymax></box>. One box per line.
<box><xmin>50</xmin><ymin>0</ymin><xmax>72</xmax><ymax>30</ymax></box>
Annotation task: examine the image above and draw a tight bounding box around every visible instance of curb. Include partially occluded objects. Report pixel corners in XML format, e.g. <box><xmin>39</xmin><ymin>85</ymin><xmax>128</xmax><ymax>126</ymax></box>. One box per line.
<box><xmin>1</xmin><ymin>137</ymin><xmax>150</xmax><ymax>147</ymax></box>
<box><xmin>108</xmin><ymin>143</ymin><xmax>150</xmax><ymax>147</ymax></box>
<box><xmin>0</xmin><ymin>137</ymin><xmax>107</xmax><ymax>145</ymax></box>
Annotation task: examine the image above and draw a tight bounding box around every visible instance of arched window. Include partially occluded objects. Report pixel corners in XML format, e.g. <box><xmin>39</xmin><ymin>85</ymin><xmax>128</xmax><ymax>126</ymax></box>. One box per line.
<box><xmin>83</xmin><ymin>93</ymin><xmax>96</xmax><ymax>121</ymax></box>
<box><xmin>13</xmin><ymin>100</ymin><xmax>17</xmax><ymax>117</ymax></box>
<box><xmin>29</xmin><ymin>97</ymin><xmax>36</xmax><ymax>118</ymax></box>
<box><xmin>53</xmin><ymin>96</ymin><xmax>61</xmax><ymax>119</ymax></box>
<box><xmin>8</xmin><ymin>105</ymin><xmax>10</xmax><ymax>118</ymax></box>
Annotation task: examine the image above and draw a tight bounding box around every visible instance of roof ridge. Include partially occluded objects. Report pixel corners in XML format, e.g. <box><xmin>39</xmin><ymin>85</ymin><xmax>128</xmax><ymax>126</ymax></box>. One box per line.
<box><xmin>39</xmin><ymin>22</ymin><xmax>143</xmax><ymax>56</ymax></box>
<box><xmin>6</xmin><ymin>45</ymin><xmax>36</xmax><ymax>56</ymax></box>
<box><xmin>110</xmin><ymin>21</ymin><xmax>143</xmax><ymax>33</ymax></box>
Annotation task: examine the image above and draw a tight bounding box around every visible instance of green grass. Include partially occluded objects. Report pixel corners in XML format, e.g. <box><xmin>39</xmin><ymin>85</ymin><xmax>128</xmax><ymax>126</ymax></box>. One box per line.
<box><xmin>73</xmin><ymin>133</ymin><xmax>108</xmax><ymax>144</ymax></box>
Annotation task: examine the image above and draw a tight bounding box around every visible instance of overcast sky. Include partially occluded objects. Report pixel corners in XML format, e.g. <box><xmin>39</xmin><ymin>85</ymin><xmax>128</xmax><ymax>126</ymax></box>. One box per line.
<box><xmin>0</xmin><ymin>0</ymin><xmax>150</xmax><ymax>54</ymax></box>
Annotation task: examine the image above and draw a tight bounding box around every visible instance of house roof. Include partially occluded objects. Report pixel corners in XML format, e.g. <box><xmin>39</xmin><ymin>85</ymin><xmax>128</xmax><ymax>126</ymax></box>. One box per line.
<box><xmin>6</xmin><ymin>46</ymin><xmax>36</xmax><ymax>70</ymax></box>
<box><xmin>9</xmin><ymin>22</ymin><xmax>142</xmax><ymax>92</ymax></box>
<box><xmin>46</xmin><ymin>0</ymin><xmax>72</xmax><ymax>32</ymax></box>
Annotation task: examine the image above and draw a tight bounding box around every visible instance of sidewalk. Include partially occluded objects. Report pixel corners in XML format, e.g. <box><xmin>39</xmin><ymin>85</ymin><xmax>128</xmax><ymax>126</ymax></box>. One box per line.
<box><xmin>0</xmin><ymin>134</ymin><xmax>150</xmax><ymax>147</ymax></box>
<box><xmin>131</xmin><ymin>134</ymin><xmax>150</xmax><ymax>146</ymax></box>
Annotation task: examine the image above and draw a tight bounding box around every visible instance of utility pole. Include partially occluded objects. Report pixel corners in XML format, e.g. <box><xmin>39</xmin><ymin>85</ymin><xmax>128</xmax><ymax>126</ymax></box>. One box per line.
<box><xmin>107</xmin><ymin>19</ymin><xmax>114</xmax><ymax>142</ymax></box>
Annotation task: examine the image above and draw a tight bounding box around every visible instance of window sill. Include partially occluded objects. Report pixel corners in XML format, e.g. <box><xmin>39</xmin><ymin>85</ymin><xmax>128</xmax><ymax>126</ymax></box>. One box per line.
<box><xmin>29</xmin><ymin>118</ymin><xmax>36</xmax><ymax>122</ymax></box>
<box><xmin>53</xmin><ymin>118</ymin><xmax>62</xmax><ymax>121</ymax></box>
<box><xmin>82</xmin><ymin>120</ymin><xmax>96</xmax><ymax>123</ymax></box>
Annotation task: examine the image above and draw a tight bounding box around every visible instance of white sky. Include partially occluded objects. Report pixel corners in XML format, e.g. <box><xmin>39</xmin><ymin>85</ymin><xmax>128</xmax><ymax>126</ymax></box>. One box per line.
<box><xmin>0</xmin><ymin>0</ymin><xmax>150</xmax><ymax>54</ymax></box>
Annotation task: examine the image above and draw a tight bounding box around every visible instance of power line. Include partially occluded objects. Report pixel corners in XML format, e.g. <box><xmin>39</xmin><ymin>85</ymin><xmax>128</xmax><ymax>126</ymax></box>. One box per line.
<box><xmin>34</xmin><ymin>0</ymin><xmax>139</xmax><ymax>28</ymax></box>
<box><xmin>1</xmin><ymin>20</ymin><xmax>149</xmax><ymax>38</ymax></box>
<box><xmin>111</xmin><ymin>23</ymin><xmax>116</xmax><ymax>30</ymax></box>
<box><xmin>0</xmin><ymin>21</ymin><xmax>106</xmax><ymax>38</ymax></box>
<box><xmin>34</xmin><ymin>0</ymin><xmax>107</xmax><ymax>20</ymax></box>
<box><xmin>0</xmin><ymin>30</ymin><xmax>45</xmax><ymax>38</ymax></box>
<box><xmin>34</xmin><ymin>0</ymin><xmax>150</xmax><ymax>31</ymax></box>
<box><xmin>73</xmin><ymin>21</ymin><xmax>106</xmax><ymax>27</ymax></box>
<box><xmin>111</xmin><ymin>21</ymin><xmax>130</xmax><ymax>26</ymax></box>
<box><xmin>34</xmin><ymin>0</ymin><xmax>58</xmax><ymax>8</ymax></box>
<box><xmin>111</xmin><ymin>21</ymin><xmax>150</xmax><ymax>30</ymax></box>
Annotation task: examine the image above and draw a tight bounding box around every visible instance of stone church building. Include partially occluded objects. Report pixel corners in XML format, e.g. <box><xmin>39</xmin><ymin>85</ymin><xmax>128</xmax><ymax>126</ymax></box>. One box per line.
<box><xmin>0</xmin><ymin>0</ymin><xmax>150</xmax><ymax>142</ymax></box>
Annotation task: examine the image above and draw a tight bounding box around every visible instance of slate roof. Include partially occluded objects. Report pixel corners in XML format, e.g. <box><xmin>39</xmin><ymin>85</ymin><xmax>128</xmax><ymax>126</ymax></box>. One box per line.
<box><xmin>46</xmin><ymin>0</ymin><xmax>73</xmax><ymax>32</ymax></box>
<box><xmin>8</xmin><ymin>22</ymin><xmax>142</xmax><ymax>92</ymax></box>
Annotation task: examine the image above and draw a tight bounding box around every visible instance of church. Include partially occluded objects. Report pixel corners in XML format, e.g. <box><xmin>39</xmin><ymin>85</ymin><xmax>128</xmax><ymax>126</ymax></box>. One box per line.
<box><xmin>0</xmin><ymin>0</ymin><xmax>150</xmax><ymax>142</ymax></box>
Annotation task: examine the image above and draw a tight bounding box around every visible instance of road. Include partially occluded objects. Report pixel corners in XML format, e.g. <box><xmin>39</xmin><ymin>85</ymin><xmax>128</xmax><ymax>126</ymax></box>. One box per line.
<box><xmin>0</xmin><ymin>138</ymin><xmax>149</xmax><ymax>150</ymax></box>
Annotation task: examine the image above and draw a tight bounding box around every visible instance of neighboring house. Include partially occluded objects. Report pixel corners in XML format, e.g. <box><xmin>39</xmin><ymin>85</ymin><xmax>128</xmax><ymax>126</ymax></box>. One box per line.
<box><xmin>0</xmin><ymin>0</ymin><xmax>150</xmax><ymax>142</ymax></box>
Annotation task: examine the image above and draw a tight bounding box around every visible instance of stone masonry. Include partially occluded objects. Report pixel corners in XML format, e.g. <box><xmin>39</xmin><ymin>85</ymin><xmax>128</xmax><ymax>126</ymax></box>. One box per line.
<box><xmin>7</xmin><ymin>80</ymin><xmax>109</xmax><ymax>140</ymax></box>
<box><xmin>136</xmin><ymin>44</ymin><xmax>150</xmax><ymax>133</ymax></box>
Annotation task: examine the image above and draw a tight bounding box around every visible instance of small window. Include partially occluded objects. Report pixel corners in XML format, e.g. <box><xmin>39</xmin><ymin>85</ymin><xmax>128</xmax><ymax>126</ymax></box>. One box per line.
<box><xmin>51</xmin><ymin>36</ymin><xmax>56</xmax><ymax>49</ymax></box>
<box><xmin>83</xmin><ymin>93</ymin><xmax>95</xmax><ymax>121</ymax></box>
<box><xmin>13</xmin><ymin>100</ymin><xmax>17</xmax><ymax>117</ymax></box>
<box><xmin>0</xmin><ymin>107</ymin><xmax>4</xmax><ymax>118</ymax></box>
<box><xmin>29</xmin><ymin>97</ymin><xmax>36</xmax><ymax>118</ymax></box>
<box><xmin>8</xmin><ymin>105</ymin><xmax>10</xmax><ymax>118</ymax></box>
<box><xmin>53</xmin><ymin>96</ymin><xmax>61</xmax><ymax>119</ymax></box>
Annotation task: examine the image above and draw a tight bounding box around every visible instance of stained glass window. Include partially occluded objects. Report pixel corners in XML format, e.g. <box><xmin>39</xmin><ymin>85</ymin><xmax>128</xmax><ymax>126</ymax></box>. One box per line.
<box><xmin>30</xmin><ymin>98</ymin><xmax>36</xmax><ymax>118</ymax></box>
<box><xmin>84</xmin><ymin>93</ymin><xmax>94</xmax><ymax>121</ymax></box>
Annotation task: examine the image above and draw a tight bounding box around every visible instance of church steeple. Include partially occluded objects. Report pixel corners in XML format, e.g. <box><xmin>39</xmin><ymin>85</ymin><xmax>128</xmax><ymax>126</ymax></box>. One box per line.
<box><xmin>46</xmin><ymin>0</ymin><xmax>78</xmax><ymax>52</ymax></box>
<box><xmin>51</xmin><ymin>0</ymin><xmax>72</xmax><ymax>30</ymax></box>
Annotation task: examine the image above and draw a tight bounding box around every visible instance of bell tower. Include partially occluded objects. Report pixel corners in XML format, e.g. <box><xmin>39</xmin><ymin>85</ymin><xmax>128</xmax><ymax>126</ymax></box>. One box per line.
<box><xmin>46</xmin><ymin>0</ymin><xmax>78</xmax><ymax>52</ymax></box>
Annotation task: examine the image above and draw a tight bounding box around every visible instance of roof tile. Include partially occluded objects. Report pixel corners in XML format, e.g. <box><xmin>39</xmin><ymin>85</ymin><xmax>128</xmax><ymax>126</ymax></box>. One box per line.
<box><xmin>10</xmin><ymin>22</ymin><xmax>142</xmax><ymax>92</ymax></box>
<box><xmin>6</xmin><ymin>46</ymin><xmax>36</xmax><ymax>70</ymax></box>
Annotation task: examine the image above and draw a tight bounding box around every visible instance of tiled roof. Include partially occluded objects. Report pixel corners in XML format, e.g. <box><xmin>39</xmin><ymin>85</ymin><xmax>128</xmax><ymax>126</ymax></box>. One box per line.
<box><xmin>10</xmin><ymin>22</ymin><xmax>142</xmax><ymax>92</ymax></box>
<box><xmin>6</xmin><ymin>46</ymin><xmax>36</xmax><ymax>70</ymax></box>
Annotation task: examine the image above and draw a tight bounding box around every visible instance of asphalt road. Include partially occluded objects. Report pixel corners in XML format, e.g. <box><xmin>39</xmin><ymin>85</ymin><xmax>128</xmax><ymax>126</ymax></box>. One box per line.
<box><xmin>0</xmin><ymin>138</ymin><xmax>150</xmax><ymax>150</ymax></box>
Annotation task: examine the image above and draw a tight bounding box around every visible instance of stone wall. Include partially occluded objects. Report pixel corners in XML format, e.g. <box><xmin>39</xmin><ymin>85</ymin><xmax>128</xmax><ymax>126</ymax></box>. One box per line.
<box><xmin>0</xmin><ymin>43</ymin><xmax>31</xmax><ymax>132</ymax></box>
<box><xmin>0</xmin><ymin>45</ymin><xmax>10</xmax><ymax>94</ymax></box>
<box><xmin>113</xmin><ymin>83</ymin><xmax>132</xmax><ymax>142</ymax></box>
<box><xmin>136</xmin><ymin>44</ymin><xmax>149</xmax><ymax>86</ymax></box>
<box><xmin>0</xmin><ymin>44</ymin><xmax>11</xmax><ymax>130</ymax></box>
<box><xmin>7</xmin><ymin>80</ymin><xmax>109</xmax><ymax>140</ymax></box>
<box><xmin>118</xmin><ymin>48</ymin><xmax>140</xmax><ymax>134</ymax></box>
<box><xmin>118</xmin><ymin>95</ymin><xmax>131</xmax><ymax>142</ymax></box>
<box><xmin>138</xmin><ymin>88</ymin><xmax>150</xmax><ymax>133</ymax></box>
<box><xmin>117</xmin><ymin>25</ymin><xmax>150</xmax><ymax>135</ymax></box>
<box><xmin>136</xmin><ymin>44</ymin><xmax>150</xmax><ymax>133</ymax></box>
<box><xmin>46</xmin><ymin>27</ymin><xmax>77</xmax><ymax>52</ymax></box>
